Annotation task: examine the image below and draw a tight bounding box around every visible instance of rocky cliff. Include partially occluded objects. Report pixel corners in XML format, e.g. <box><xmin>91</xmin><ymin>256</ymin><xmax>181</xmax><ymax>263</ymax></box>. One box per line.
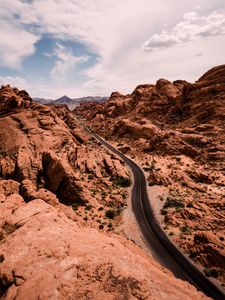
<box><xmin>0</xmin><ymin>85</ymin><xmax>209</xmax><ymax>299</ymax></box>
<box><xmin>74</xmin><ymin>65</ymin><xmax>225</xmax><ymax>287</ymax></box>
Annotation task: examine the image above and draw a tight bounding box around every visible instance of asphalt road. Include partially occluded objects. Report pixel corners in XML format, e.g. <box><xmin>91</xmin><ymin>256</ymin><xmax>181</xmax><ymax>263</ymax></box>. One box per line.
<box><xmin>91</xmin><ymin>132</ymin><xmax>225</xmax><ymax>300</ymax></box>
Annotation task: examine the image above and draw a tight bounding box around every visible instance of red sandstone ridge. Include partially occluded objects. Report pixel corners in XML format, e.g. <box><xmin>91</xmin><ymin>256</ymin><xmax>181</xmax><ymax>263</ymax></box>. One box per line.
<box><xmin>74</xmin><ymin>65</ymin><xmax>225</xmax><ymax>287</ymax></box>
<box><xmin>0</xmin><ymin>85</ymin><xmax>209</xmax><ymax>299</ymax></box>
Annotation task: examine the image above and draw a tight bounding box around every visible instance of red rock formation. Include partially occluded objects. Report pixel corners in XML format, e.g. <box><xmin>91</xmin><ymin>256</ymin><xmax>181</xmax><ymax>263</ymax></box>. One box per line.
<box><xmin>76</xmin><ymin>65</ymin><xmax>225</xmax><ymax>286</ymax></box>
<box><xmin>0</xmin><ymin>85</ymin><xmax>209</xmax><ymax>299</ymax></box>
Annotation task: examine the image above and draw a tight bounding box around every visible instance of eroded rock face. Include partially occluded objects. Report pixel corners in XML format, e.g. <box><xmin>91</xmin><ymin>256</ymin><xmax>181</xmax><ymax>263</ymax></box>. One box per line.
<box><xmin>76</xmin><ymin>65</ymin><xmax>225</xmax><ymax>286</ymax></box>
<box><xmin>0</xmin><ymin>78</ymin><xmax>219</xmax><ymax>299</ymax></box>
<box><xmin>0</xmin><ymin>195</ymin><xmax>208</xmax><ymax>300</ymax></box>
<box><xmin>0</xmin><ymin>85</ymin><xmax>129</xmax><ymax>216</ymax></box>
<box><xmin>156</xmin><ymin>78</ymin><xmax>180</xmax><ymax>102</ymax></box>
<box><xmin>0</xmin><ymin>85</ymin><xmax>32</xmax><ymax>114</ymax></box>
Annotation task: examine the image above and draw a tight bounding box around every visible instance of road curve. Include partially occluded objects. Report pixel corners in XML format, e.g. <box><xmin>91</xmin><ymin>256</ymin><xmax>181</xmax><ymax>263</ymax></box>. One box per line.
<box><xmin>91</xmin><ymin>131</ymin><xmax>225</xmax><ymax>300</ymax></box>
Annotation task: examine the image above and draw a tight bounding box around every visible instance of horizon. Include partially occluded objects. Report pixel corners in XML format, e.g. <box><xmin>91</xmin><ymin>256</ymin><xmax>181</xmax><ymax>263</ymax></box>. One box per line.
<box><xmin>0</xmin><ymin>0</ymin><xmax>225</xmax><ymax>98</ymax></box>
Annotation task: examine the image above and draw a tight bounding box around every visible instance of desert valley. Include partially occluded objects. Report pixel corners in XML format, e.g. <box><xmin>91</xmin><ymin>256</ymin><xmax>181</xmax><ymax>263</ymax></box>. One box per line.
<box><xmin>0</xmin><ymin>64</ymin><xmax>224</xmax><ymax>299</ymax></box>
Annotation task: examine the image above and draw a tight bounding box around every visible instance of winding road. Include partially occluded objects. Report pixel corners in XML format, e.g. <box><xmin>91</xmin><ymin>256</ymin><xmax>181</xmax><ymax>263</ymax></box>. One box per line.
<box><xmin>90</xmin><ymin>131</ymin><xmax>225</xmax><ymax>300</ymax></box>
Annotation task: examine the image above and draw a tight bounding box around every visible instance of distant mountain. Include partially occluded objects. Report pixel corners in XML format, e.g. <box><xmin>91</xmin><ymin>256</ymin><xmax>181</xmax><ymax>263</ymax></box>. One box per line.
<box><xmin>54</xmin><ymin>95</ymin><xmax>73</xmax><ymax>104</ymax></box>
<box><xmin>33</xmin><ymin>97</ymin><xmax>53</xmax><ymax>104</ymax></box>
<box><xmin>34</xmin><ymin>95</ymin><xmax>108</xmax><ymax>110</ymax></box>
<box><xmin>74</xmin><ymin>96</ymin><xmax>108</xmax><ymax>103</ymax></box>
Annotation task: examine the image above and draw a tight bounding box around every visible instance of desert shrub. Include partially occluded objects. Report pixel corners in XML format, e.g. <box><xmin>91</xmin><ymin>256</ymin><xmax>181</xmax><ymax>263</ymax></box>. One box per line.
<box><xmin>85</xmin><ymin>204</ymin><xmax>93</xmax><ymax>211</ymax></box>
<box><xmin>187</xmin><ymin>201</ymin><xmax>193</xmax><ymax>208</ymax></box>
<box><xmin>194</xmin><ymin>234</ymin><xmax>209</xmax><ymax>244</ymax></box>
<box><xmin>160</xmin><ymin>208</ymin><xmax>168</xmax><ymax>215</ymax></box>
<box><xmin>163</xmin><ymin>197</ymin><xmax>185</xmax><ymax>209</ymax></box>
<box><xmin>143</xmin><ymin>160</ymin><xmax>155</xmax><ymax>172</ymax></box>
<box><xmin>88</xmin><ymin>173</ymin><xmax>94</xmax><ymax>180</ymax></box>
<box><xmin>204</xmin><ymin>268</ymin><xmax>219</xmax><ymax>278</ymax></box>
<box><xmin>101</xmin><ymin>191</ymin><xmax>107</xmax><ymax>197</ymax></box>
<box><xmin>108</xmin><ymin>222</ymin><xmax>113</xmax><ymax>228</ymax></box>
<box><xmin>121</xmin><ymin>192</ymin><xmax>127</xmax><ymax>199</ymax></box>
<box><xmin>181</xmin><ymin>226</ymin><xmax>191</xmax><ymax>233</ymax></box>
<box><xmin>114</xmin><ymin>176</ymin><xmax>131</xmax><ymax>187</ymax></box>
<box><xmin>105</xmin><ymin>209</ymin><xmax>115</xmax><ymax>219</ymax></box>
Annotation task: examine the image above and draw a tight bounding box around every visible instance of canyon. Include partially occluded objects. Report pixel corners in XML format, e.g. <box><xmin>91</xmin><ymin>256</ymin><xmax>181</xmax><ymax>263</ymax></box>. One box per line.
<box><xmin>75</xmin><ymin>65</ymin><xmax>225</xmax><ymax>289</ymax></box>
<box><xmin>0</xmin><ymin>64</ymin><xmax>224</xmax><ymax>299</ymax></box>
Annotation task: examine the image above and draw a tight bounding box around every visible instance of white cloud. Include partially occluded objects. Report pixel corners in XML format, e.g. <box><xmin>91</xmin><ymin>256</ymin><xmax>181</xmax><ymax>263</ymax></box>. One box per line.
<box><xmin>143</xmin><ymin>11</ymin><xmax>225</xmax><ymax>51</ymax></box>
<box><xmin>0</xmin><ymin>21</ymin><xmax>39</xmax><ymax>68</ymax></box>
<box><xmin>0</xmin><ymin>0</ymin><xmax>40</xmax><ymax>68</ymax></box>
<box><xmin>0</xmin><ymin>75</ymin><xmax>29</xmax><ymax>89</ymax></box>
<box><xmin>0</xmin><ymin>0</ymin><xmax>225</xmax><ymax>98</ymax></box>
<box><xmin>49</xmin><ymin>43</ymin><xmax>89</xmax><ymax>79</ymax></box>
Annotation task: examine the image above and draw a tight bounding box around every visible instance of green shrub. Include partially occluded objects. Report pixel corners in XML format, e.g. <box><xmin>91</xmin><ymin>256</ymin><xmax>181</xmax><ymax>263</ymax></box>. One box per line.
<box><xmin>181</xmin><ymin>226</ymin><xmax>191</xmax><ymax>234</ymax></box>
<box><xmin>114</xmin><ymin>176</ymin><xmax>132</xmax><ymax>187</ymax></box>
<box><xmin>194</xmin><ymin>234</ymin><xmax>209</xmax><ymax>244</ymax></box>
<box><xmin>163</xmin><ymin>197</ymin><xmax>184</xmax><ymax>209</ymax></box>
<box><xmin>105</xmin><ymin>209</ymin><xmax>115</xmax><ymax>219</ymax></box>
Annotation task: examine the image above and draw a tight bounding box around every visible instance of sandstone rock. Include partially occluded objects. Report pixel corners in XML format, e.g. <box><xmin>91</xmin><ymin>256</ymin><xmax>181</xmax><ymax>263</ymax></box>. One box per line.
<box><xmin>42</xmin><ymin>152</ymin><xmax>85</xmax><ymax>205</ymax></box>
<box><xmin>0</xmin><ymin>200</ymin><xmax>208</xmax><ymax>300</ymax></box>
<box><xmin>0</xmin><ymin>85</ymin><xmax>32</xmax><ymax>114</ymax></box>
<box><xmin>20</xmin><ymin>179</ymin><xmax>59</xmax><ymax>206</ymax></box>
<box><xmin>156</xmin><ymin>78</ymin><xmax>180</xmax><ymax>101</ymax></box>
<box><xmin>73</xmin><ymin>65</ymin><xmax>225</xmax><ymax>287</ymax></box>
<box><xmin>0</xmin><ymin>180</ymin><xmax>20</xmax><ymax>196</ymax></box>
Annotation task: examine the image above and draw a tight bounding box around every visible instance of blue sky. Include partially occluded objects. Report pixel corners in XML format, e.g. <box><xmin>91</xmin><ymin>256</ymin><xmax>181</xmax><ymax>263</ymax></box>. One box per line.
<box><xmin>0</xmin><ymin>0</ymin><xmax>225</xmax><ymax>98</ymax></box>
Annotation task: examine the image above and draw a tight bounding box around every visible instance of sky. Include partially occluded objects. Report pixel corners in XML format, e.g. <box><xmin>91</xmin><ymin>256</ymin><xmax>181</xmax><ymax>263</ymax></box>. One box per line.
<box><xmin>0</xmin><ymin>0</ymin><xmax>225</xmax><ymax>99</ymax></box>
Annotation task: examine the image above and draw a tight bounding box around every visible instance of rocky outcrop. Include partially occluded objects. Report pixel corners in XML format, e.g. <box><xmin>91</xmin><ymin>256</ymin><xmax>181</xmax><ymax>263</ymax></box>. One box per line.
<box><xmin>0</xmin><ymin>191</ymin><xmax>208</xmax><ymax>300</ymax></box>
<box><xmin>114</xmin><ymin>119</ymin><xmax>161</xmax><ymax>140</ymax></box>
<box><xmin>0</xmin><ymin>85</ymin><xmax>32</xmax><ymax>115</ymax></box>
<box><xmin>156</xmin><ymin>78</ymin><xmax>180</xmax><ymax>102</ymax></box>
<box><xmin>76</xmin><ymin>65</ymin><xmax>225</xmax><ymax>286</ymax></box>
<box><xmin>0</xmin><ymin>85</ymin><xmax>130</xmax><ymax>230</ymax></box>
